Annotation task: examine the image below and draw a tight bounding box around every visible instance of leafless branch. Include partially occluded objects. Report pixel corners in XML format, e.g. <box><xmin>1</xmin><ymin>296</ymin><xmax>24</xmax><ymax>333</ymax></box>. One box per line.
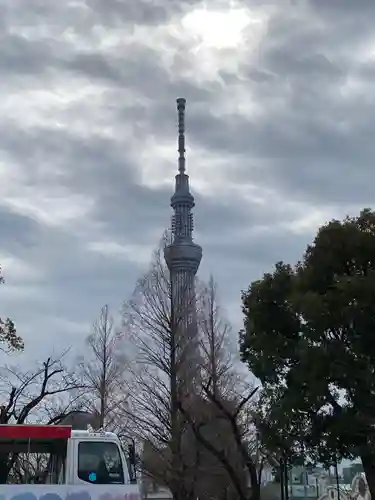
<box><xmin>0</xmin><ymin>353</ymin><xmax>85</xmax><ymax>483</ymax></box>
<box><xmin>79</xmin><ymin>305</ymin><xmax>128</xmax><ymax>430</ymax></box>
<box><xmin>179</xmin><ymin>275</ymin><xmax>263</xmax><ymax>500</ymax></box>
<box><xmin>0</xmin><ymin>353</ymin><xmax>84</xmax><ymax>425</ymax></box>
<box><xmin>179</xmin><ymin>402</ymin><xmax>247</xmax><ymax>500</ymax></box>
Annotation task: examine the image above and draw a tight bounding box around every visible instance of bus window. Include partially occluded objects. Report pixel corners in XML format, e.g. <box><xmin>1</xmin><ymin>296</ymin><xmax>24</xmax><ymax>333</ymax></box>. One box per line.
<box><xmin>77</xmin><ymin>441</ymin><xmax>125</xmax><ymax>485</ymax></box>
<box><xmin>1</xmin><ymin>439</ymin><xmax>67</xmax><ymax>484</ymax></box>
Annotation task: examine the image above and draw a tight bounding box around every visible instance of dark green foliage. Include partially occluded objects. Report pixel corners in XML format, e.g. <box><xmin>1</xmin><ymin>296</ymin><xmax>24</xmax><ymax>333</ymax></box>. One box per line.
<box><xmin>0</xmin><ymin>267</ymin><xmax>24</xmax><ymax>352</ymax></box>
<box><xmin>239</xmin><ymin>209</ymin><xmax>375</xmax><ymax>470</ymax></box>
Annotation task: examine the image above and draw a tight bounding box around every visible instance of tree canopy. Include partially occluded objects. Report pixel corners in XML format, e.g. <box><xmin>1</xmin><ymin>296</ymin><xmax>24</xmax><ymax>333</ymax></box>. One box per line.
<box><xmin>0</xmin><ymin>267</ymin><xmax>23</xmax><ymax>352</ymax></box>
<box><xmin>239</xmin><ymin>208</ymin><xmax>375</xmax><ymax>496</ymax></box>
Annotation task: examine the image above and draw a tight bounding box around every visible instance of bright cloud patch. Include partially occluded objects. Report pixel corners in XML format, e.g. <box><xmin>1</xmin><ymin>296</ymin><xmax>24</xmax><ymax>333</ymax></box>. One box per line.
<box><xmin>181</xmin><ymin>7</ymin><xmax>252</xmax><ymax>49</ymax></box>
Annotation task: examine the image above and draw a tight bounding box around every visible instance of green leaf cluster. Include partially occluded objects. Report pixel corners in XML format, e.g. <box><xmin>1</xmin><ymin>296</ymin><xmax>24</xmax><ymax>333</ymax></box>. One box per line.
<box><xmin>0</xmin><ymin>267</ymin><xmax>24</xmax><ymax>352</ymax></box>
<box><xmin>240</xmin><ymin>209</ymin><xmax>375</xmax><ymax>466</ymax></box>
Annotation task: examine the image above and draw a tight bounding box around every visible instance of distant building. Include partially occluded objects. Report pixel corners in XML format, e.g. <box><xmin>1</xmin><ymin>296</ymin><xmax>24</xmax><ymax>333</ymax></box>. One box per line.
<box><xmin>286</xmin><ymin>465</ymin><xmax>357</xmax><ymax>500</ymax></box>
<box><xmin>283</xmin><ymin>465</ymin><xmax>369</xmax><ymax>500</ymax></box>
<box><xmin>260</xmin><ymin>465</ymin><xmax>274</xmax><ymax>485</ymax></box>
<box><xmin>287</xmin><ymin>466</ymin><xmax>328</xmax><ymax>499</ymax></box>
<box><xmin>343</xmin><ymin>465</ymin><xmax>364</xmax><ymax>486</ymax></box>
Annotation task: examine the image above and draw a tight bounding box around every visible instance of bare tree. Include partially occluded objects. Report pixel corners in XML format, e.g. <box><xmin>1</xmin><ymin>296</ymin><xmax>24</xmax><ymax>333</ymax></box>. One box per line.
<box><xmin>179</xmin><ymin>276</ymin><xmax>266</xmax><ymax>500</ymax></box>
<box><xmin>197</xmin><ymin>275</ymin><xmax>240</xmax><ymax>398</ymax></box>
<box><xmin>80</xmin><ymin>305</ymin><xmax>126</xmax><ymax>429</ymax></box>
<box><xmin>180</xmin><ymin>386</ymin><xmax>263</xmax><ymax>500</ymax></box>
<box><xmin>0</xmin><ymin>353</ymin><xmax>84</xmax><ymax>483</ymax></box>
<box><xmin>121</xmin><ymin>240</ymin><xmax>201</xmax><ymax>500</ymax></box>
<box><xmin>121</xmin><ymin>245</ymin><xmax>263</xmax><ymax>500</ymax></box>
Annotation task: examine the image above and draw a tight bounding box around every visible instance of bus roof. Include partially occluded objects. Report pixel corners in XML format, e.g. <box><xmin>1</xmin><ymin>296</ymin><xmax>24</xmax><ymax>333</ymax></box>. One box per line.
<box><xmin>0</xmin><ymin>425</ymin><xmax>71</xmax><ymax>440</ymax></box>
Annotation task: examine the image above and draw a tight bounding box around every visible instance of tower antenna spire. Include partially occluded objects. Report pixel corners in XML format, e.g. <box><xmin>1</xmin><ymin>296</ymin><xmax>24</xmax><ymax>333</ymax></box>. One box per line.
<box><xmin>176</xmin><ymin>97</ymin><xmax>186</xmax><ymax>174</ymax></box>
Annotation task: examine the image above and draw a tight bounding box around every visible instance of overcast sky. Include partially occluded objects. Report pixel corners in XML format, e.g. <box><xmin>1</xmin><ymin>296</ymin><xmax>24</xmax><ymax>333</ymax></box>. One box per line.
<box><xmin>0</xmin><ymin>0</ymin><xmax>374</xmax><ymax>362</ymax></box>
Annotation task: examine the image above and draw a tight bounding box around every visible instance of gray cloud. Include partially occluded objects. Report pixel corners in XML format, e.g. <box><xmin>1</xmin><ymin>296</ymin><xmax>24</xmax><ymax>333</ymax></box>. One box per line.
<box><xmin>0</xmin><ymin>0</ymin><xmax>373</xmax><ymax>360</ymax></box>
<box><xmin>0</xmin><ymin>208</ymin><xmax>42</xmax><ymax>251</ymax></box>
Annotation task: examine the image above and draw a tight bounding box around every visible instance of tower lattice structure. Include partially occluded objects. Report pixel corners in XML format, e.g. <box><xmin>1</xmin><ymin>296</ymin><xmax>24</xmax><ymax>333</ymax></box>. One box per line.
<box><xmin>164</xmin><ymin>98</ymin><xmax>202</xmax><ymax>388</ymax></box>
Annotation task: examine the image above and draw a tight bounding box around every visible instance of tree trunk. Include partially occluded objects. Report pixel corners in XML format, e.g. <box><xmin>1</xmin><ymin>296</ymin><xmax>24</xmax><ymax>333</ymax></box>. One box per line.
<box><xmin>0</xmin><ymin>454</ymin><xmax>10</xmax><ymax>483</ymax></box>
<box><xmin>361</xmin><ymin>451</ymin><xmax>375</xmax><ymax>500</ymax></box>
<box><xmin>251</xmin><ymin>481</ymin><xmax>261</xmax><ymax>500</ymax></box>
<box><xmin>248</xmin><ymin>463</ymin><xmax>260</xmax><ymax>500</ymax></box>
<box><xmin>173</xmin><ymin>485</ymin><xmax>196</xmax><ymax>500</ymax></box>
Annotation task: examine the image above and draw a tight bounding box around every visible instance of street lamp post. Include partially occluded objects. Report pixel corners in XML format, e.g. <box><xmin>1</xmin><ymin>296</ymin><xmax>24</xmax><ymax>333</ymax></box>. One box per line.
<box><xmin>284</xmin><ymin>455</ymin><xmax>289</xmax><ymax>500</ymax></box>
<box><xmin>334</xmin><ymin>462</ymin><xmax>340</xmax><ymax>500</ymax></box>
<box><xmin>280</xmin><ymin>458</ymin><xmax>285</xmax><ymax>500</ymax></box>
<box><xmin>279</xmin><ymin>454</ymin><xmax>290</xmax><ymax>500</ymax></box>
